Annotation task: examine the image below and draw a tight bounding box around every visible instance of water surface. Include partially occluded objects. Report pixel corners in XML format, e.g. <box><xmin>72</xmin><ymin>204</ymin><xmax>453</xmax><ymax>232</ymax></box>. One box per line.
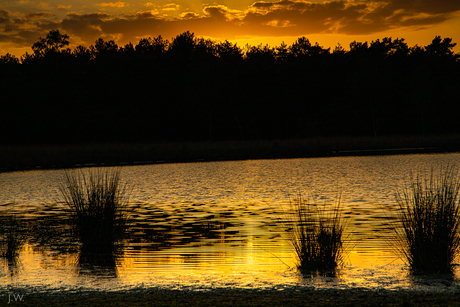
<box><xmin>1</xmin><ymin>153</ymin><xmax>460</xmax><ymax>292</ymax></box>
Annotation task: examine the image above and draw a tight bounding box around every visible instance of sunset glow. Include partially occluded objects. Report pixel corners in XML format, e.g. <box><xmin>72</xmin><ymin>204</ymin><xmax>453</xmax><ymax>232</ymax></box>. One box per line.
<box><xmin>10</xmin><ymin>240</ymin><xmax>409</xmax><ymax>290</ymax></box>
<box><xmin>1</xmin><ymin>0</ymin><xmax>459</xmax><ymax>56</ymax></box>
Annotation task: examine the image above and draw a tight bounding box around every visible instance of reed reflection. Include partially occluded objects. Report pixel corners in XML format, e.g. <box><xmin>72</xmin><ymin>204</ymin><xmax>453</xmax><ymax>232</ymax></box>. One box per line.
<box><xmin>28</xmin><ymin>214</ymin><xmax>78</xmax><ymax>255</ymax></box>
<box><xmin>77</xmin><ymin>243</ymin><xmax>123</xmax><ymax>278</ymax></box>
<box><xmin>0</xmin><ymin>210</ymin><xmax>27</xmax><ymax>276</ymax></box>
<box><xmin>125</xmin><ymin>204</ymin><xmax>240</xmax><ymax>253</ymax></box>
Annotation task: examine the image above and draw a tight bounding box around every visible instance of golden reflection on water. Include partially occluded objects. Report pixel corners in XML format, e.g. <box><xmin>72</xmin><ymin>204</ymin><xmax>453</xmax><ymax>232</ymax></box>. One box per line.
<box><xmin>2</xmin><ymin>154</ymin><xmax>460</xmax><ymax>290</ymax></box>
<box><xmin>0</xmin><ymin>209</ymin><xmax>458</xmax><ymax>290</ymax></box>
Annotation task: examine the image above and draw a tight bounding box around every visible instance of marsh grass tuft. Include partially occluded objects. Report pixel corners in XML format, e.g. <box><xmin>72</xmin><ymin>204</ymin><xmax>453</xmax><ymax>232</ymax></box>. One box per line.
<box><xmin>280</xmin><ymin>196</ymin><xmax>346</xmax><ymax>275</ymax></box>
<box><xmin>0</xmin><ymin>214</ymin><xmax>25</xmax><ymax>261</ymax></box>
<box><xmin>394</xmin><ymin>166</ymin><xmax>460</xmax><ymax>274</ymax></box>
<box><xmin>59</xmin><ymin>168</ymin><xmax>128</xmax><ymax>253</ymax></box>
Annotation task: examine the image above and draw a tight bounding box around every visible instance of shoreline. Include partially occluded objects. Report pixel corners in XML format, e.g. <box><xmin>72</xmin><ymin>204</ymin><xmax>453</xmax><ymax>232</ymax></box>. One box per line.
<box><xmin>1</xmin><ymin>134</ymin><xmax>460</xmax><ymax>173</ymax></box>
<box><xmin>2</xmin><ymin>287</ymin><xmax>460</xmax><ymax>306</ymax></box>
<box><xmin>2</xmin><ymin>135</ymin><xmax>460</xmax><ymax>305</ymax></box>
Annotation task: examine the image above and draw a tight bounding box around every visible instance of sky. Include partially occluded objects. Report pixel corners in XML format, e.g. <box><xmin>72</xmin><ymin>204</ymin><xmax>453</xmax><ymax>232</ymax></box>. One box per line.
<box><xmin>1</xmin><ymin>0</ymin><xmax>460</xmax><ymax>57</ymax></box>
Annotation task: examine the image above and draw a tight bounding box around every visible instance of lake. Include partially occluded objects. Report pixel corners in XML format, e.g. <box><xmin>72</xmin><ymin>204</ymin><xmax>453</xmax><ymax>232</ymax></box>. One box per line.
<box><xmin>1</xmin><ymin>153</ymin><xmax>460</xmax><ymax>292</ymax></box>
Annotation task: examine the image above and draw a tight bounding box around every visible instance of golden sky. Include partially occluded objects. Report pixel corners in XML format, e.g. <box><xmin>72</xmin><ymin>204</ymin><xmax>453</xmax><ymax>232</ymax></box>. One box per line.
<box><xmin>1</xmin><ymin>0</ymin><xmax>460</xmax><ymax>56</ymax></box>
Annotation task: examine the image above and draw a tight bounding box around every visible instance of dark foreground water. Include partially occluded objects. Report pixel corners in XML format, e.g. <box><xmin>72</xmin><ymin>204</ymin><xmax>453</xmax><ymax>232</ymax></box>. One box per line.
<box><xmin>1</xmin><ymin>153</ymin><xmax>460</xmax><ymax>292</ymax></box>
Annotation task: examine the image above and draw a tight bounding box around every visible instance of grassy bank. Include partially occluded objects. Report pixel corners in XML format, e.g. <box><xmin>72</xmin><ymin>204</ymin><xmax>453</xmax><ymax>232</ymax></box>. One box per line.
<box><xmin>3</xmin><ymin>288</ymin><xmax>460</xmax><ymax>307</ymax></box>
<box><xmin>2</xmin><ymin>134</ymin><xmax>460</xmax><ymax>172</ymax></box>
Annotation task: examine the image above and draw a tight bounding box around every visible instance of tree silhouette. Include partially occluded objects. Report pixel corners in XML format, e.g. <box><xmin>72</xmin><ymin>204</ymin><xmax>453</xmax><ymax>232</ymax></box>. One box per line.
<box><xmin>425</xmin><ymin>36</ymin><xmax>458</xmax><ymax>60</ymax></box>
<box><xmin>119</xmin><ymin>42</ymin><xmax>135</xmax><ymax>56</ymax></box>
<box><xmin>0</xmin><ymin>53</ymin><xmax>19</xmax><ymax>65</ymax></box>
<box><xmin>72</xmin><ymin>45</ymin><xmax>92</xmax><ymax>61</ymax></box>
<box><xmin>273</xmin><ymin>42</ymin><xmax>289</xmax><ymax>63</ymax></box>
<box><xmin>168</xmin><ymin>31</ymin><xmax>196</xmax><ymax>59</ymax></box>
<box><xmin>135</xmin><ymin>36</ymin><xmax>168</xmax><ymax>57</ymax></box>
<box><xmin>32</xmin><ymin>30</ymin><xmax>70</xmax><ymax>58</ymax></box>
<box><xmin>348</xmin><ymin>41</ymin><xmax>369</xmax><ymax>59</ymax></box>
<box><xmin>244</xmin><ymin>44</ymin><xmax>275</xmax><ymax>65</ymax></box>
<box><xmin>194</xmin><ymin>37</ymin><xmax>217</xmax><ymax>61</ymax></box>
<box><xmin>1</xmin><ymin>31</ymin><xmax>459</xmax><ymax>145</ymax></box>
<box><xmin>216</xmin><ymin>40</ymin><xmax>243</xmax><ymax>62</ymax></box>
<box><xmin>368</xmin><ymin>37</ymin><xmax>409</xmax><ymax>59</ymax></box>
<box><xmin>289</xmin><ymin>37</ymin><xmax>330</xmax><ymax>59</ymax></box>
<box><xmin>332</xmin><ymin>43</ymin><xmax>346</xmax><ymax>55</ymax></box>
<box><xmin>91</xmin><ymin>38</ymin><xmax>119</xmax><ymax>60</ymax></box>
<box><xmin>19</xmin><ymin>52</ymin><xmax>33</xmax><ymax>64</ymax></box>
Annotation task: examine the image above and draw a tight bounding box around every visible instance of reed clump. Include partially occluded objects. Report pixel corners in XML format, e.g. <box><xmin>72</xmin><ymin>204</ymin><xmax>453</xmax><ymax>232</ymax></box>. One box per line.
<box><xmin>59</xmin><ymin>168</ymin><xmax>128</xmax><ymax>252</ymax></box>
<box><xmin>394</xmin><ymin>166</ymin><xmax>460</xmax><ymax>274</ymax></box>
<box><xmin>281</xmin><ymin>197</ymin><xmax>345</xmax><ymax>274</ymax></box>
<box><xmin>0</xmin><ymin>215</ymin><xmax>25</xmax><ymax>261</ymax></box>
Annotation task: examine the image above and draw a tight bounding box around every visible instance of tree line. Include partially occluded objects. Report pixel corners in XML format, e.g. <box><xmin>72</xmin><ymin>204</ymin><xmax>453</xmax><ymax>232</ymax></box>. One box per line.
<box><xmin>1</xmin><ymin>30</ymin><xmax>459</xmax><ymax>145</ymax></box>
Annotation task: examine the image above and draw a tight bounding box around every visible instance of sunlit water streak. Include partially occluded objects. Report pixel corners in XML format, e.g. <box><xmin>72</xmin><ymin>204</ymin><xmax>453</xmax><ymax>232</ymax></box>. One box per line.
<box><xmin>1</xmin><ymin>153</ymin><xmax>460</xmax><ymax>292</ymax></box>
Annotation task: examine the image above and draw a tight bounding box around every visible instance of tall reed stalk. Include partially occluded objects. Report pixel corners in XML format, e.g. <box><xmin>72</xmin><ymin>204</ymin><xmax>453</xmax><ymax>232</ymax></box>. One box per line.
<box><xmin>394</xmin><ymin>166</ymin><xmax>460</xmax><ymax>273</ymax></box>
<box><xmin>59</xmin><ymin>168</ymin><xmax>128</xmax><ymax>252</ymax></box>
<box><xmin>281</xmin><ymin>196</ymin><xmax>345</xmax><ymax>274</ymax></box>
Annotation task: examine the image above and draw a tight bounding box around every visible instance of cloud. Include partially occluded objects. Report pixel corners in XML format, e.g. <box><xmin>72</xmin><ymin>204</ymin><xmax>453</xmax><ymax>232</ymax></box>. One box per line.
<box><xmin>162</xmin><ymin>3</ymin><xmax>180</xmax><ymax>11</ymax></box>
<box><xmin>0</xmin><ymin>9</ymin><xmax>9</xmax><ymax>18</ymax></box>
<box><xmin>180</xmin><ymin>12</ymin><xmax>200</xmax><ymax>19</ymax></box>
<box><xmin>24</xmin><ymin>12</ymin><xmax>52</xmax><ymax>19</ymax></box>
<box><xmin>371</xmin><ymin>0</ymin><xmax>460</xmax><ymax>15</ymax></box>
<box><xmin>1</xmin><ymin>0</ymin><xmax>459</xmax><ymax>51</ymax></box>
<box><xmin>136</xmin><ymin>10</ymin><xmax>160</xmax><ymax>17</ymax></box>
<box><xmin>59</xmin><ymin>12</ymin><xmax>113</xmax><ymax>41</ymax></box>
<box><xmin>203</xmin><ymin>6</ymin><xmax>230</xmax><ymax>21</ymax></box>
<box><xmin>242</xmin><ymin>0</ymin><xmax>460</xmax><ymax>35</ymax></box>
<box><xmin>203</xmin><ymin>5</ymin><xmax>245</xmax><ymax>21</ymax></box>
<box><xmin>97</xmin><ymin>2</ymin><xmax>129</xmax><ymax>8</ymax></box>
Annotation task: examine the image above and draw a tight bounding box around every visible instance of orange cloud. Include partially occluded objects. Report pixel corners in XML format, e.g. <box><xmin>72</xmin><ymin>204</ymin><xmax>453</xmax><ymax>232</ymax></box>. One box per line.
<box><xmin>24</xmin><ymin>12</ymin><xmax>52</xmax><ymax>19</ymax></box>
<box><xmin>203</xmin><ymin>5</ymin><xmax>245</xmax><ymax>21</ymax></box>
<box><xmin>97</xmin><ymin>2</ymin><xmax>129</xmax><ymax>8</ymax></box>
<box><xmin>162</xmin><ymin>4</ymin><xmax>180</xmax><ymax>11</ymax></box>
<box><xmin>180</xmin><ymin>12</ymin><xmax>200</xmax><ymax>19</ymax></box>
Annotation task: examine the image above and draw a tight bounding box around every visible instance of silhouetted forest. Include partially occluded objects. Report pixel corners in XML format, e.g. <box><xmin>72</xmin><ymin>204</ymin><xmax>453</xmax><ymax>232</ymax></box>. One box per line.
<box><xmin>1</xmin><ymin>30</ymin><xmax>459</xmax><ymax>145</ymax></box>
